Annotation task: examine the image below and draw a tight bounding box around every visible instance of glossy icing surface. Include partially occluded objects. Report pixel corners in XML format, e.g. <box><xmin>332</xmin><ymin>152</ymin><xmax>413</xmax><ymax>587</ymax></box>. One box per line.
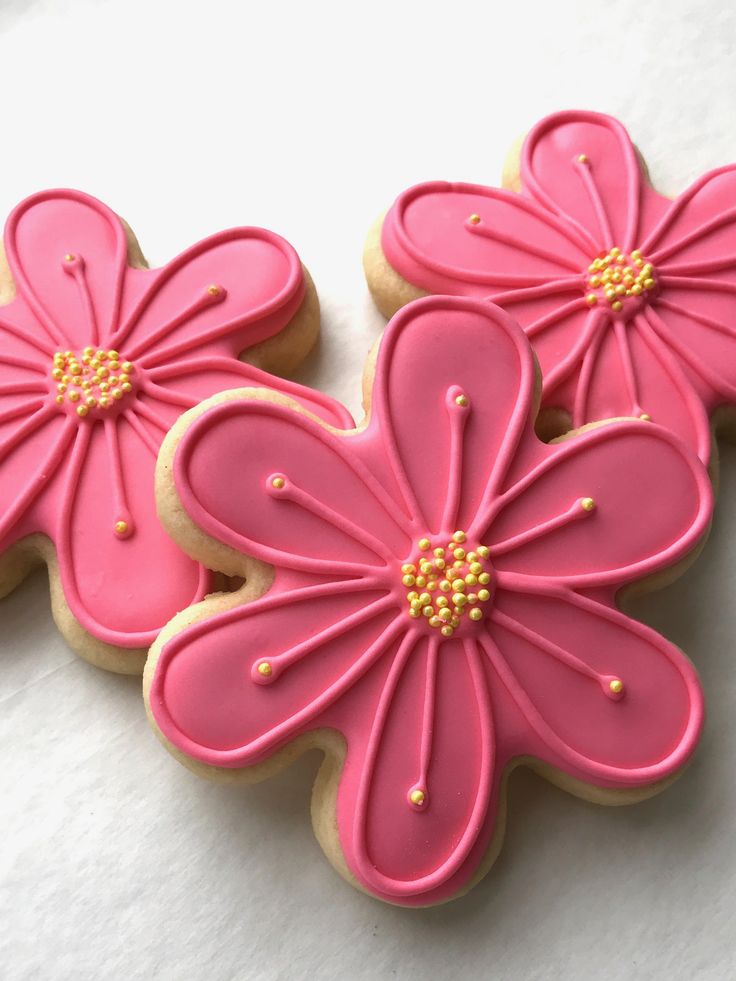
<box><xmin>150</xmin><ymin>296</ymin><xmax>710</xmax><ymax>905</ymax></box>
<box><xmin>381</xmin><ymin>109</ymin><xmax>736</xmax><ymax>464</ymax></box>
<box><xmin>0</xmin><ymin>189</ymin><xmax>353</xmax><ymax>651</ymax></box>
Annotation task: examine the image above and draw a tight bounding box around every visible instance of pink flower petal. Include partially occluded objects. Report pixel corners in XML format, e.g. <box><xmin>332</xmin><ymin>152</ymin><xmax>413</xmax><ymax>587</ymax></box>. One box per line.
<box><xmin>173</xmin><ymin>396</ymin><xmax>410</xmax><ymax>575</ymax></box>
<box><xmin>486</xmin><ymin>590</ymin><xmax>702</xmax><ymax>785</ymax></box>
<box><xmin>521</xmin><ymin>110</ymin><xmax>669</xmax><ymax>253</ymax></box>
<box><xmin>487</xmin><ymin>418</ymin><xmax>711</xmax><ymax>587</ymax></box>
<box><xmin>382</xmin><ymin>180</ymin><xmax>588</xmax><ymax>296</ymax></box>
<box><xmin>4</xmin><ymin>190</ymin><xmax>128</xmax><ymax>350</ymax></box>
<box><xmin>372</xmin><ymin>296</ymin><xmax>537</xmax><ymax>535</ymax></box>
<box><xmin>150</xmin><ymin>582</ymin><xmax>401</xmax><ymax>765</ymax></box>
<box><xmin>335</xmin><ymin>632</ymin><xmax>496</xmax><ymax>903</ymax></box>
<box><xmin>55</xmin><ymin>417</ymin><xmax>204</xmax><ymax>648</ymax></box>
<box><xmin>114</xmin><ymin>228</ymin><xmax>305</xmax><ymax>362</ymax></box>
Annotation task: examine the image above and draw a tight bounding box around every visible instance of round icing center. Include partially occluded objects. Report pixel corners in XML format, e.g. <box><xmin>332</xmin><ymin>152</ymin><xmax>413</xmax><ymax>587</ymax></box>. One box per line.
<box><xmin>584</xmin><ymin>247</ymin><xmax>657</xmax><ymax>313</ymax></box>
<box><xmin>402</xmin><ymin>530</ymin><xmax>493</xmax><ymax>638</ymax></box>
<box><xmin>50</xmin><ymin>347</ymin><xmax>136</xmax><ymax>419</ymax></box>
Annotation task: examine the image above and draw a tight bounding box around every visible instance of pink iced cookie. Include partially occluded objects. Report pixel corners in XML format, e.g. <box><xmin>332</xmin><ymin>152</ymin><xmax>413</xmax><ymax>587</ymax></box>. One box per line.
<box><xmin>146</xmin><ymin>295</ymin><xmax>710</xmax><ymax>906</ymax></box>
<box><xmin>0</xmin><ymin>189</ymin><xmax>352</xmax><ymax>673</ymax></box>
<box><xmin>368</xmin><ymin>109</ymin><xmax>736</xmax><ymax>465</ymax></box>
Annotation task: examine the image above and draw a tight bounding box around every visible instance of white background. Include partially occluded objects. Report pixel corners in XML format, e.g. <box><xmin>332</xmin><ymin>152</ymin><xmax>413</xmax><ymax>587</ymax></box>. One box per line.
<box><xmin>1</xmin><ymin>1</ymin><xmax>735</xmax><ymax>978</ymax></box>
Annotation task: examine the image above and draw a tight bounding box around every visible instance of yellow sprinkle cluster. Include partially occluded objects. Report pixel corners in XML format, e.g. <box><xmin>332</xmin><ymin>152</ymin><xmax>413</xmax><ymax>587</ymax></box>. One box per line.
<box><xmin>51</xmin><ymin>347</ymin><xmax>135</xmax><ymax>418</ymax></box>
<box><xmin>402</xmin><ymin>530</ymin><xmax>492</xmax><ymax>638</ymax></box>
<box><xmin>585</xmin><ymin>247</ymin><xmax>656</xmax><ymax>313</ymax></box>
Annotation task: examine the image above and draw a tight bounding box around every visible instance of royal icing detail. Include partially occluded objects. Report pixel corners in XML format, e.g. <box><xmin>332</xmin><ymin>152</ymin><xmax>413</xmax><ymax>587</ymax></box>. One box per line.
<box><xmin>149</xmin><ymin>296</ymin><xmax>710</xmax><ymax>905</ymax></box>
<box><xmin>0</xmin><ymin>189</ymin><xmax>353</xmax><ymax>654</ymax></box>
<box><xmin>380</xmin><ymin>109</ymin><xmax>736</xmax><ymax>464</ymax></box>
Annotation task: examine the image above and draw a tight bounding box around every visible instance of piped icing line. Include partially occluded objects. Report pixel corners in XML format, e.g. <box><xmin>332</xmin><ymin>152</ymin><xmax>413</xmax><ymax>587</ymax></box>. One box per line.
<box><xmin>0</xmin><ymin>380</ymin><xmax>48</xmax><ymax>397</ymax></box>
<box><xmin>0</xmin><ymin>403</ymin><xmax>56</xmax><ymax>457</ymax></box>
<box><xmin>0</xmin><ymin>315</ymin><xmax>55</xmax><ymax>357</ymax></box>
<box><xmin>266</xmin><ymin>471</ymin><xmax>395</xmax><ymax>566</ymax></box>
<box><xmin>659</xmin><ymin>274</ymin><xmax>736</xmax><ymax>295</ymax></box>
<box><xmin>648</xmin><ymin>206</ymin><xmax>736</xmax><ymax>265</ymax></box>
<box><xmin>524</xmin><ymin>296</ymin><xmax>589</xmax><ymax>339</ymax></box>
<box><xmin>639</xmin><ymin>163</ymin><xmax>736</xmax><ymax>254</ymax></box>
<box><xmin>0</xmin><ymin>352</ymin><xmax>46</xmax><ymax>374</ymax></box>
<box><xmin>139</xmin><ymin>380</ymin><xmax>197</xmax><ymax>409</ymax></box>
<box><xmin>490</xmin><ymin>497</ymin><xmax>597</xmax><ymax>557</ymax></box>
<box><xmin>252</xmin><ymin>594</ymin><xmax>396</xmax><ymax>685</ymax></box>
<box><xmin>572</xmin><ymin>323</ymin><xmax>606</xmax><ymax>429</ymax></box>
<box><xmin>489</xmin><ymin>607</ymin><xmax>623</xmax><ymax>700</ymax></box>
<box><xmin>351</xmin><ymin>633</ymin><xmax>495</xmax><ymax>898</ymax></box>
<box><xmin>487</xmin><ymin>278</ymin><xmax>583</xmax><ymax>308</ymax></box>
<box><xmin>631</xmin><ymin>313</ymin><xmax>711</xmax><ymax>457</ymax></box>
<box><xmin>104</xmin><ymin>418</ymin><xmax>134</xmax><ymax>539</ymax></box>
<box><xmin>122</xmin><ymin>408</ymin><xmax>160</xmax><ymax>456</ymax></box>
<box><xmin>0</xmin><ymin>399</ymin><xmax>45</xmax><ymax>426</ymax></box>
<box><xmin>540</xmin><ymin>308</ymin><xmax>606</xmax><ymax>400</ymax></box>
<box><xmin>663</xmin><ymin>255</ymin><xmax>736</xmax><ymax>278</ymax></box>
<box><xmin>131</xmin><ymin>398</ymin><xmax>171</xmax><ymax>433</ymax></box>
<box><xmin>465</xmin><ymin>214</ymin><xmax>581</xmax><ymax>273</ymax></box>
<box><xmin>410</xmin><ymin>634</ymin><xmax>439</xmax><ymax>810</ymax></box>
<box><xmin>572</xmin><ymin>154</ymin><xmax>613</xmax><ymax>249</ymax></box>
<box><xmin>439</xmin><ymin>386</ymin><xmax>471</xmax><ymax>533</ymax></box>
<box><xmin>655</xmin><ymin>296</ymin><xmax>736</xmax><ymax>340</ymax></box>
<box><xmin>645</xmin><ymin>305</ymin><xmax>736</xmax><ymax>399</ymax></box>
<box><xmin>124</xmin><ymin>285</ymin><xmax>227</xmax><ymax>361</ymax></box>
<box><xmin>0</xmin><ymin>418</ymin><xmax>75</xmax><ymax>541</ymax></box>
<box><xmin>613</xmin><ymin>319</ymin><xmax>645</xmax><ymax>418</ymax></box>
<box><xmin>61</xmin><ymin>253</ymin><xmax>99</xmax><ymax>346</ymax></box>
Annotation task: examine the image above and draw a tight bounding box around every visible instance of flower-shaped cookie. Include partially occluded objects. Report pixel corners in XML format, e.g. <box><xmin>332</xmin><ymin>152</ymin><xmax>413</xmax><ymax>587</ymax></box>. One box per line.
<box><xmin>0</xmin><ymin>189</ymin><xmax>352</xmax><ymax>672</ymax></box>
<box><xmin>147</xmin><ymin>296</ymin><xmax>710</xmax><ymax>906</ymax></box>
<box><xmin>370</xmin><ymin>109</ymin><xmax>736</xmax><ymax>464</ymax></box>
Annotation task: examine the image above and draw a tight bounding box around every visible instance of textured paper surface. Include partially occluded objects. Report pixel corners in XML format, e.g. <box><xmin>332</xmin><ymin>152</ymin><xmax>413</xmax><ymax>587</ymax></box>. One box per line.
<box><xmin>1</xmin><ymin>1</ymin><xmax>735</xmax><ymax>978</ymax></box>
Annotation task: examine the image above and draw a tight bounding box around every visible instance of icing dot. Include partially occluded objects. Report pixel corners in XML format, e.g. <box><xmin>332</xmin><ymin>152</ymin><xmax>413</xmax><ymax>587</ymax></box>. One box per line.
<box><xmin>455</xmin><ymin>393</ymin><xmax>469</xmax><ymax>408</ymax></box>
<box><xmin>580</xmin><ymin>497</ymin><xmax>596</xmax><ymax>512</ymax></box>
<box><xmin>257</xmin><ymin>662</ymin><xmax>273</xmax><ymax>678</ymax></box>
<box><xmin>577</xmin><ymin>154</ymin><xmax>589</xmax><ymax>164</ymax></box>
<box><xmin>609</xmin><ymin>678</ymin><xmax>623</xmax><ymax>694</ymax></box>
<box><xmin>409</xmin><ymin>788</ymin><xmax>426</xmax><ymax>807</ymax></box>
<box><xmin>468</xmin><ymin>214</ymin><xmax>481</xmax><ymax>225</ymax></box>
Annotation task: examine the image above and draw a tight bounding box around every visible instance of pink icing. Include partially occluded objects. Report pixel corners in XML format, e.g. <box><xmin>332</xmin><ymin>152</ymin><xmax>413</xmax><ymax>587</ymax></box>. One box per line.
<box><xmin>380</xmin><ymin>109</ymin><xmax>736</xmax><ymax>465</ymax></box>
<box><xmin>149</xmin><ymin>295</ymin><xmax>710</xmax><ymax>906</ymax></box>
<box><xmin>0</xmin><ymin>189</ymin><xmax>353</xmax><ymax>653</ymax></box>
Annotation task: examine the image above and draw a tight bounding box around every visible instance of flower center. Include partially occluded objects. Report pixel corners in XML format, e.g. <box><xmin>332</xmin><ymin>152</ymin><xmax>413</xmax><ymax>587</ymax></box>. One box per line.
<box><xmin>50</xmin><ymin>347</ymin><xmax>136</xmax><ymax>419</ymax></box>
<box><xmin>401</xmin><ymin>530</ymin><xmax>493</xmax><ymax>638</ymax></box>
<box><xmin>584</xmin><ymin>247</ymin><xmax>657</xmax><ymax>313</ymax></box>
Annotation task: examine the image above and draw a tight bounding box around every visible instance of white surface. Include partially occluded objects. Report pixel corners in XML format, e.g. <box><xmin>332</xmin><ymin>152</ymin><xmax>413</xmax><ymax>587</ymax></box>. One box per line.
<box><xmin>1</xmin><ymin>1</ymin><xmax>735</xmax><ymax>978</ymax></box>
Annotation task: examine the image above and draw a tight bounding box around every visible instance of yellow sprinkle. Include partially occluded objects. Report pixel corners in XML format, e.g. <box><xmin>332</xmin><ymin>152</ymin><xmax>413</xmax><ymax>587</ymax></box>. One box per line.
<box><xmin>452</xmin><ymin>578</ymin><xmax>465</xmax><ymax>592</ymax></box>
<box><xmin>611</xmin><ymin>301</ymin><xmax>623</xmax><ymax>312</ymax></box>
<box><xmin>418</xmin><ymin>538</ymin><xmax>431</xmax><ymax>551</ymax></box>
<box><xmin>121</xmin><ymin>383</ymin><xmax>133</xmax><ymax>394</ymax></box>
<box><xmin>467</xmin><ymin>593</ymin><xmax>478</xmax><ymax>604</ymax></box>
<box><xmin>111</xmin><ymin>388</ymin><xmax>123</xmax><ymax>400</ymax></box>
<box><xmin>55</xmin><ymin>395</ymin><xmax>64</xmax><ymax>405</ymax></box>
<box><xmin>76</xmin><ymin>404</ymin><xmax>88</xmax><ymax>417</ymax></box>
<box><xmin>439</xmin><ymin>580</ymin><xmax>451</xmax><ymax>592</ymax></box>
<box><xmin>468</xmin><ymin>214</ymin><xmax>481</xmax><ymax>225</ymax></box>
<box><xmin>409</xmin><ymin>608</ymin><xmax>422</xmax><ymax>618</ymax></box>
<box><xmin>257</xmin><ymin>662</ymin><xmax>272</xmax><ymax>677</ymax></box>
<box><xmin>422</xmin><ymin>606</ymin><xmax>434</xmax><ymax>618</ymax></box>
<box><xmin>465</xmin><ymin>573</ymin><xmax>478</xmax><ymax>586</ymax></box>
<box><xmin>477</xmin><ymin>546</ymin><xmax>490</xmax><ymax>560</ymax></box>
<box><xmin>469</xmin><ymin>562</ymin><xmax>482</xmax><ymax>575</ymax></box>
<box><xmin>453</xmin><ymin>547</ymin><xmax>466</xmax><ymax>560</ymax></box>
<box><xmin>452</xmin><ymin>531</ymin><xmax>466</xmax><ymax>543</ymax></box>
<box><xmin>64</xmin><ymin>253</ymin><xmax>75</xmax><ymax>262</ymax></box>
<box><xmin>429</xmin><ymin>615</ymin><xmax>442</xmax><ymax>628</ymax></box>
<box><xmin>478</xmin><ymin>573</ymin><xmax>491</xmax><ymax>585</ymax></box>
<box><xmin>68</xmin><ymin>390</ymin><xmax>80</xmax><ymax>402</ymax></box>
<box><xmin>85</xmin><ymin>396</ymin><xmax>97</xmax><ymax>408</ymax></box>
<box><xmin>477</xmin><ymin>588</ymin><xmax>491</xmax><ymax>602</ymax></box>
<box><xmin>402</xmin><ymin>574</ymin><xmax>416</xmax><ymax>587</ymax></box>
<box><xmin>436</xmin><ymin>596</ymin><xmax>449</xmax><ymax>608</ymax></box>
<box><xmin>631</xmin><ymin>249</ymin><xmax>642</xmax><ymax>261</ymax></box>
<box><xmin>469</xmin><ymin>608</ymin><xmax>483</xmax><ymax>622</ymax></box>
<box><xmin>453</xmin><ymin>593</ymin><xmax>467</xmax><ymax>607</ymax></box>
<box><xmin>586</xmin><ymin>293</ymin><xmax>598</xmax><ymax>306</ymax></box>
<box><xmin>271</xmin><ymin>477</ymin><xmax>285</xmax><ymax>489</ymax></box>
<box><xmin>577</xmin><ymin>154</ymin><xmax>588</xmax><ymax>164</ymax></box>
<box><xmin>415</xmin><ymin>575</ymin><xmax>426</xmax><ymax>588</ymax></box>
<box><xmin>419</xmin><ymin>593</ymin><xmax>431</xmax><ymax>605</ymax></box>
<box><xmin>609</xmin><ymin>678</ymin><xmax>623</xmax><ymax>694</ymax></box>
<box><xmin>581</xmin><ymin>497</ymin><xmax>596</xmax><ymax>512</ymax></box>
<box><xmin>440</xmin><ymin>625</ymin><xmax>454</xmax><ymax>638</ymax></box>
<box><xmin>433</xmin><ymin>547</ymin><xmax>445</xmax><ymax>558</ymax></box>
<box><xmin>410</xmin><ymin>789</ymin><xmax>425</xmax><ymax>805</ymax></box>
<box><xmin>122</xmin><ymin>362</ymin><xmax>134</xmax><ymax>373</ymax></box>
<box><xmin>115</xmin><ymin>520</ymin><xmax>128</xmax><ymax>536</ymax></box>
